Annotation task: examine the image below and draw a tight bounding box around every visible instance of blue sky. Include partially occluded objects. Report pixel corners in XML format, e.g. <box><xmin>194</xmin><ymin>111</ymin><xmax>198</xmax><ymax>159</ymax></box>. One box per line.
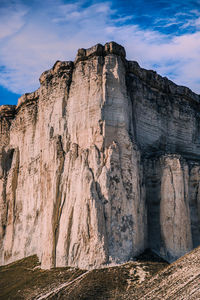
<box><xmin>0</xmin><ymin>0</ymin><xmax>200</xmax><ymax>105</ymax></box>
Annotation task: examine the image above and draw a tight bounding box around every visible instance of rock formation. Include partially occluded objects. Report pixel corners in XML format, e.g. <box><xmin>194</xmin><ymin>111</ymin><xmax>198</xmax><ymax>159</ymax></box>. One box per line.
<box><xmin>0</xmin><ymin>42</ymin><xmax>200</xmax><ymax>269</ymax></box>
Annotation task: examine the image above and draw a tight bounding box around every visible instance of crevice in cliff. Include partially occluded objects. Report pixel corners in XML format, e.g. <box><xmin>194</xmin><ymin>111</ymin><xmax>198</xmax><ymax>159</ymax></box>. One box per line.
<box><xmin>11</xmin><ymin>149</ymin><xmax>20</xmax><ymax>225</ymax></box>
<box><xmin>168</xmin><ymin>165</ymin><xmax>176</xmax><ymax>250</ymax></box>
<box><xmin>86</xmin><ymin>203</ymin><xmax>91</xmax><ymax>240</ymax></box>
<box><xmin>169</xmin><ymin>165</ymin><xmax>176</xmax><ymax>218</ymax></box>
<box><xmin>3</xmin><ymin>148</ymin><xmax>19</xmax><ymax>262</ymax></box>
<box><xmin>145</xmin><ymin>159</ymin><xmax>162</xmax><ymax>258</ymax></box>
<box><xmin>182</xmin><ymin>163</ymin><xmax>188</xmax><ymax>207</ymax></box>
<box><xmin>0</xmin><ymin>179</ymin><xmax>7</xmax><ymax>259</ymax></box>
<box><xmin>1</xmin><ymin>148</ymin><xmax>14</xmax><ymax>177</ymax></box>
<box><xmin>32</xmin><ymin>103</ymin><xmax>38</xmax><ymax>143</ymax></box>
<box><xmin>52</xmin><ymin>135</ymin><xmax>65</xmax><ymax>267</ymax></box>
<box><xmin>125</xmin><ymin>74</ymin><xmax>138</xmax><ymax>145</ymax></box>
<box><xmin>66</xmin><ymin>207</ymin><xmax>74</xmax><ymax>263</ymax></box>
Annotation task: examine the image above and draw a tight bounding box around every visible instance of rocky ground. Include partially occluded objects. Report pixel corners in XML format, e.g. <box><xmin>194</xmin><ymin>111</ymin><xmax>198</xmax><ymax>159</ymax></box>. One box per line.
<box><xmin>0</xmin><ymin>250</ymin><xmax>168</xmax><ymax>299</ymax></box>
<box><xmin>1</xmin><ymin>247</ymin><xmax>200</xmax><ymax>299</ymax></box>
<box><xmin>118</xmin><ymin>246</ymin><xmax>200</xmax><ymax>300</ymax></box>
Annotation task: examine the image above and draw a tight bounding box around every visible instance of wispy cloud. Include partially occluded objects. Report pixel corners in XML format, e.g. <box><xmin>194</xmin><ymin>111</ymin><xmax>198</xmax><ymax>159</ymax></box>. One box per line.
<box><xmin>0</xmin><ymin>1</ymin><xmax>28</xmax><ymax>40</ymax></box>
<box><xmin>0</xmin><ymin>0</ymin><xmax>200</xmax><ymax>97</ymax></box>
<box><xmin>181</xmin><ymin>17</ymin><xmax>200</xmax><ymax>29</ymax></box>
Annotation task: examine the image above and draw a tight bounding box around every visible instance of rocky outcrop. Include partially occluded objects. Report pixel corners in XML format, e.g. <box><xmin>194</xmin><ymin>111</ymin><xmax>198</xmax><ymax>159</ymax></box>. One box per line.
<box><xmin>145</xmin><ymin>156</ymin><xmax>192</xmax><ymax>262</ymax></box>
<box><xmin>0</xmin><ymin>42</ymin><xmax>200</xmax><ymax>269</ymax></box>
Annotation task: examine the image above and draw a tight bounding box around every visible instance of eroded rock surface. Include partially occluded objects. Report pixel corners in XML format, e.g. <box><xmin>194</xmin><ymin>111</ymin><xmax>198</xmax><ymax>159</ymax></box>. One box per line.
<box><xmin>0</xmin><ymin>42</ymin><xmax>200</xmax><ymax>269</ymax></box>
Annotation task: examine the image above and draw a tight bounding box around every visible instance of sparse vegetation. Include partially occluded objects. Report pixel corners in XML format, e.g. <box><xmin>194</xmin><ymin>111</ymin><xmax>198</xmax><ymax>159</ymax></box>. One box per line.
<box><xmin>0</xmin><ymin>251</ymin><xmax>168</xmax><ymax>299</ymax></box>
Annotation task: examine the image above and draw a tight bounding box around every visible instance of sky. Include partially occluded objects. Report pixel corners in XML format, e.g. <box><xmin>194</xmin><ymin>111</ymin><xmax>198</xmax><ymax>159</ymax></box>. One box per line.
<box><xmin>0</xmin><ymin>0</ymin><xmax>200</xmax><ymax>105</ymax></box>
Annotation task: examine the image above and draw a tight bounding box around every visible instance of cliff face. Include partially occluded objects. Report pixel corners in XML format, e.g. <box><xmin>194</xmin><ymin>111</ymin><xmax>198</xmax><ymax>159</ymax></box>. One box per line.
<box><xmin>0</xmin><ymin>42</ymin><xmax>200</xmax><ymax>269</ymax></box>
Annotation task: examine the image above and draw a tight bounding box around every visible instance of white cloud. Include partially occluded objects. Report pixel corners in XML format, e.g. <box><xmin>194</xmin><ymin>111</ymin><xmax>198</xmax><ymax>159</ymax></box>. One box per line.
<box><xmin>0</xmin><ymin>0</ymin><xmax>200</xmax><ymax>96</ymax></box>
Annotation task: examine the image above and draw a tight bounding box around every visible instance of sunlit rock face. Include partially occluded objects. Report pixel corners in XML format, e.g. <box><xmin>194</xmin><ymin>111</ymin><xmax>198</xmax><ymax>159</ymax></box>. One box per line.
<box><xmin>145</xmin><ymin>156</ymin><xmax>193</xmax><ymax>262</ymax></box>
<box><xmin>0</xmin><ymin>42</ymin><xmax>200</xmax><ymax>269</ymax></box>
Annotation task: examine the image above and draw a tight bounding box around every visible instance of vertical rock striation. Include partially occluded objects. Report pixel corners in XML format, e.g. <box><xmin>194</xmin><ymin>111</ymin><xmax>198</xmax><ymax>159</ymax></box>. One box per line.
<box><xmin>0</xmin><ymin>42</ymin><xmax>200</xmax><ymax>268</ymax></box>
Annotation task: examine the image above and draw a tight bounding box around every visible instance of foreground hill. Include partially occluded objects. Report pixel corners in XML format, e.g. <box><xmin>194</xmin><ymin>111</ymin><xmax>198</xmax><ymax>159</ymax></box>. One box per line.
<box><xmin>0</xmin><ymin>250</ymin><xmax>167</xmax><ymax>299</ymax></box>
<box><xmin>1</xmin><ymin>247</ymin><xmax>200</xmax><ymax>299</ymax></box>
<box><xmin>119</xmin><ymin>246</ymin><xmax>200</xmax><ymax>300</ymax></box>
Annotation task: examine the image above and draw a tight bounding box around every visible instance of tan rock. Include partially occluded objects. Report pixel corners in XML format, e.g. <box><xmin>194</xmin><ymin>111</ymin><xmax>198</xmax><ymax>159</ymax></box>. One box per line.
<box><xmin>0</xmin><ymin>42</ymin><xmax>200</xmax><ymax>269</ymax></box>
<box><xmin>160</xmin><ymin>155</ymin><xmax>192</xmax><ymax>261</ymax></box>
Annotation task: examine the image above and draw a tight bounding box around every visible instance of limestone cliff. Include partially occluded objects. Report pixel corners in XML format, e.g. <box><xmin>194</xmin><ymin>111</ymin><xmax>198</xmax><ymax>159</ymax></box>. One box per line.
<box><xmin>0</xmin><ymin>42</ymin><xmax>200</xmax><ymax>269</ymax></box>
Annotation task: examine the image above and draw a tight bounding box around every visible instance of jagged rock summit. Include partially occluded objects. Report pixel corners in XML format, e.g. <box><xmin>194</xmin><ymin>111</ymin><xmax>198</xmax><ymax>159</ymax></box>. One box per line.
<box><xmin>0</xmin><ymin>42</ymin><xmax>200</xmax><ymax>270</ymax></box>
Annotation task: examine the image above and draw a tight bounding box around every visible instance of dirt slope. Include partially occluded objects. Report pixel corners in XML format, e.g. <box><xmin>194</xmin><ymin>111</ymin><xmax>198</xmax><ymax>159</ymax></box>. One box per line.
<box><xmin>118</xmin><ymin>246</ymin><xmax>200</xmax><ymax>300</ymax></box>
<box><xmin>0</xmin><ymin>251</ymin><xmax>167</xmax><ymax>299</ymax></box>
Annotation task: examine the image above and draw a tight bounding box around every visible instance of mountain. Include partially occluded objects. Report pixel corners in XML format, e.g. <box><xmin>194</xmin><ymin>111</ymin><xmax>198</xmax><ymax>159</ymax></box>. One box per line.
<box><xmin>0</xmin><ymin>42</ymin><xmax>200</xmax><ymax>271</ymax></box>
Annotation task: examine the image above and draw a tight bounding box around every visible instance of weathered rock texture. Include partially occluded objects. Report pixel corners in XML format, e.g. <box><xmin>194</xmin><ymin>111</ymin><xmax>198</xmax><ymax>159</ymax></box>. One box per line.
<box><xmin>0</xmin><ymin>42</ymin><xmax>200</xmax><ymax>269</ymax></box>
